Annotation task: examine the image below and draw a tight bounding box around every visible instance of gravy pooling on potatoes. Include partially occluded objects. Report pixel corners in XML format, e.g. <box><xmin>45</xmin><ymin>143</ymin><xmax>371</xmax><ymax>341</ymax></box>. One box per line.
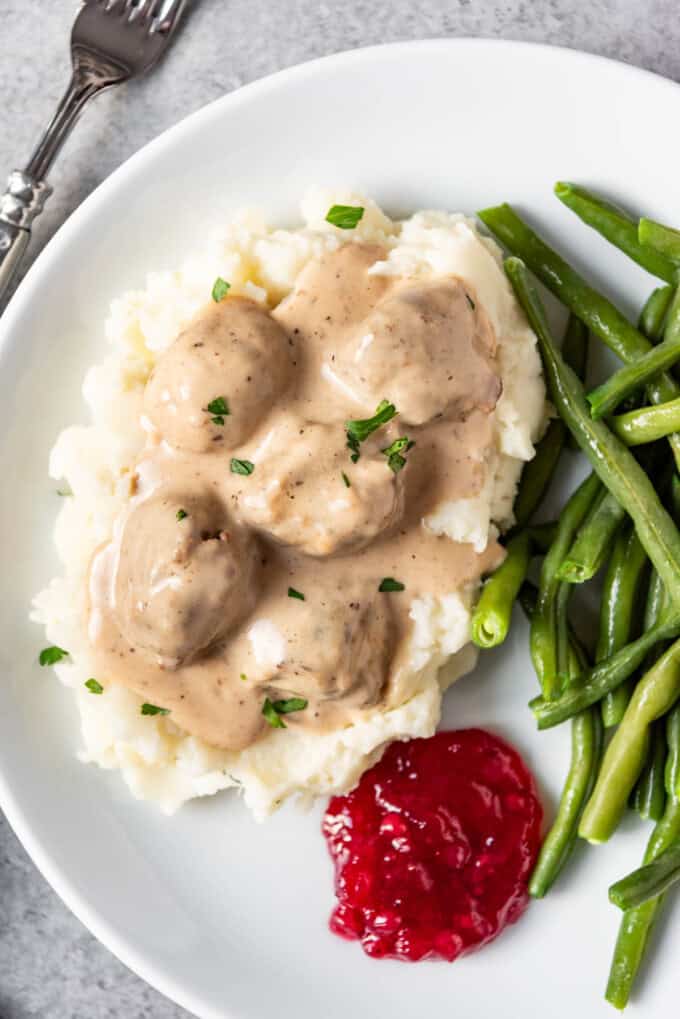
<box><xmin>87</xmin><ymin>243</ymin><xmax>503</xmax><ymax>751</ymax></box>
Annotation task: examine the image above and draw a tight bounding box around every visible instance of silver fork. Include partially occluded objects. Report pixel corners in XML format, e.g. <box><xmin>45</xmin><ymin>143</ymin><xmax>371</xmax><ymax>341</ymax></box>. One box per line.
<box><xmin>0</xmin><ymin>0</ymin><xmax>187</xmax><ymax>302</ymax></box>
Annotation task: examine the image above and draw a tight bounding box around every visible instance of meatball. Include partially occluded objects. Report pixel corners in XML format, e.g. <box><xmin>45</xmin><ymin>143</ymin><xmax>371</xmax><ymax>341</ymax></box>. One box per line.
<box><xmin>144</xmin><ymin>297</ymin><xmax>294</xmax><ymax>453</ymax></box>
<box><xmin>234</xmin><ymin>417</ymin><xmax>404</xmax><ymax>556</ymax></box>
<box><xmin>333</xmin><ymin>277</ymin><xmax>501</xmax><ymax>425</ymax></box>
<box><xmin>258</xmin><ymin>575</ymin><xmax>395</xmax><ymax>711</ymax></box>
<box><xmin>114</xmin><ymin>487</ymin><xmax>258</xmax><ymax>663</ymax></box>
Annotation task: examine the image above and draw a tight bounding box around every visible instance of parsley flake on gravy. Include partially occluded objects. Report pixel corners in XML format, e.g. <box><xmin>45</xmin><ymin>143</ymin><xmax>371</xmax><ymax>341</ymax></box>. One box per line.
<box><xmin>325</xmin><ymin>204</ymin><xmax>365</xmax><ymax>230</ymax></box>
<box><xmin>211</xmin><ymin>277</ymin><xmax>231</xmax><ymax>302</ymax></box>
<box><xmin>141</xmin><ymin>702</ymin><xmax>170</xmax><ymax>717</ymax></box>
<box><xmin>39</xmin><ymin>646</ymin><xmax>69</xmax><ymax>667</ymax></box>
<box><xmin>262</xmin><ymin>696</ymin><xmax>308</xmax><ymax>729</ymax></box>
<box><xmin>85</xmin><ymin>678</ymin><xmax>104</xmax><ymax>695</ymax></box>
<box><xmin>206</xmin><ymin>395</ymin><xmax>230</xmax><ymax>426</ymax></box>
<box><xmin>230</xmin><ymin>458</ymin><xmax>255</xmax><ymax>476</ymax></box>
<box><xmin>382</xmin><ymin>436</ymin><xmax>415</xmax><ymax>474</ymax></box>
<box><xmin>379</xmin><ymin>577</ymin><xmax>405</xmax><ymax>593</ymax></box>
<box><xmin>341</xmin><ymin>471</ymin><xmax>351</xmax><ymax>488</ymax></box>
<box><xmin>176</xmin><ymin>508</ymin><xmax>188</xmax><ymax>521</ymax></box>
<box><xmin>288</xmin><ymin>587</ymin><xmax>305</xmax><ymax>601</ymax></box>
<box><xmin>345</xmin><ymin>400</ymin><xmax>397</xmax><ymax>461</ymax></box>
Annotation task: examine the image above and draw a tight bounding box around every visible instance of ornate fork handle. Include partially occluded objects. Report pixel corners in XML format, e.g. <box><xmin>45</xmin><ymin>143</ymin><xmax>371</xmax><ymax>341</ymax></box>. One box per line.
<box><xmin>0</xmin><ymin>55</ymin><xmax>122</xmax><ymax>302</ymax></box>
<box><xmin>0</xmin><ymin>172</ymin><xmax>53</xmax><ymax>298</ymax></box>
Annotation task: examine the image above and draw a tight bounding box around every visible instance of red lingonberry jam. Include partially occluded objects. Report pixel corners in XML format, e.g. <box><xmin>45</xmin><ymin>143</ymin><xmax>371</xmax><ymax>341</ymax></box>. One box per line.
<box><xmin>322</xmin><ymin>729</ymin><xmax>542</xmax><ymax>962</ymax></box>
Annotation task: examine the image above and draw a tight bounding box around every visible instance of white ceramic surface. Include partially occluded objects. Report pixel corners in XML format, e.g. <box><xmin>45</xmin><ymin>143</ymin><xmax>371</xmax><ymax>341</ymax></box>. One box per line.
<box><xmin>0</xmin><ymin>39</ymin><xmax>678</xmax><ymax>1019</ymax></box>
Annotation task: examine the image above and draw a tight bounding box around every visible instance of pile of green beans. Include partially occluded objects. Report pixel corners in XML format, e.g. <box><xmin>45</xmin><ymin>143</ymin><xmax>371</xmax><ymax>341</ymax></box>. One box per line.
<box><xmin>478</xmin><ymin>202</ymin><xmax>680</xmax><ymax>470</ymax></box>
<box><xmin>470</xmin><ymin>182</ymin><xmax>680</xmax><ymax>1011</ymax></box>
<box><xmin>605</xmin><ymin>706</ymin><xmax>680</xmax><ymax>1009</ymax></box>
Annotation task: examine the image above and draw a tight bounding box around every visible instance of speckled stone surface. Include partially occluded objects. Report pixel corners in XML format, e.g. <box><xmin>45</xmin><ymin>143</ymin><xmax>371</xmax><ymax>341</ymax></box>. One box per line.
<box><xmin>0</xmin><ymin>2</ymin><xmax>678</xmax><ymax>1016</ymax></box>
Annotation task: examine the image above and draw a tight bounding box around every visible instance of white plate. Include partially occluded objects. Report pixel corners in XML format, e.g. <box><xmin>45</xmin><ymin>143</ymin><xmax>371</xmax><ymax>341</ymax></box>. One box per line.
<box><xmin>1</xmin><ymin>38</ymin><xmax>679</xmax><ymax>1019</ymax></box>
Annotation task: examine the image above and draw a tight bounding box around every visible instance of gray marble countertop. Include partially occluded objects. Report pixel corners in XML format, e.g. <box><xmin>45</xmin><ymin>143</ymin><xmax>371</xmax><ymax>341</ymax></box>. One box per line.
<box><xmin>0</xmin><ymin>1</ymin><xmax>678</xmax><ymax>1016</ymax></box>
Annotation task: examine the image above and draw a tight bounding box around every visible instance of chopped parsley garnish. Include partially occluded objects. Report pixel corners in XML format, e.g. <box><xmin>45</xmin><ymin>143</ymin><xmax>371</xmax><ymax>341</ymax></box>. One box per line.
<box><xmin>382</xmin><ymin>436</ymin><xmax>415</xmax><ymax>474</ymax></box>
<box><xmin>57</xmin><ymin>484</ymin><xmax>73</xmax><ymax>497</ymax></box>
<box><xmin>141</xmin><ymin>702</ymin><xmax>170</xmax><ymax>716</ymax></box>
<box><xmin>85</xmin><ymin>678</ymin><xmax>103</xmax><ymax>695</ymax></box>
<box><xmin>262</xmin><ymin>695</ymin><xmax>308</xmax><ymax>728</ymax></box>
<box><xmin>211</xmin><ymin>277</ymin><xmax>231</xmax><ymax>302</ymax></box>
<box><xmin>39</xmin><ymin>646</ymin><xmax>69</xmax><ymax>667</ymax></box>
<box><xmin>262</xmin><ymin>698</ymin><xmax>285</xmax><ymax>728</ymax></box>
<box><xmin>345</xmin><ymin>400</ymin><xmax>397</xmax><ymax>461</ymax></box>
<box><xmin>379</xmin><ymin>577</ymin><xmax>405</xmax><ymax>593</ymax></box>
<box><xmin>347</xmin><ymin>432</ymin><xmax>361</xmax><ymax>463</ymax></box>
<box><xmin>240</xmin><ymin>672</ymin><xmax>248</xmax><ymax>682</ymax></box>
<box><xmin>206</xmin><ymin>395</ymin><xmax>230</xmax><ymax>426</ymax></box>
<box><xmin>275</xmin><ymin>697</ymin><xmax>308</xmax><ymax>714</ymax></box>
<box><xmin>341</xmin><ymin>471</ymin><xmax>351</xmax><ymax>488</ymax></box>
<box><xmin>325</xmin><ymin>204</ymin><xmax>365</xmax><ymax>230</ymax></box>
<box><xmin>465</xmin><ymin>293</ymin><xmax>476</xmax><ymax>310</ymax></box>
<box><xmin>230</xmin><ymin>458</ymin><xmax>255</xmax><ymax>476</ymax></box>
<box><xmin>288</xmin><ymin>587</ymin><xmax>305</xmax><ymax>601</ymax></box>
<box><xmin>176</xmin><ymin>508</ymin><xmax>188</xmax><ymax>521</ymax></box>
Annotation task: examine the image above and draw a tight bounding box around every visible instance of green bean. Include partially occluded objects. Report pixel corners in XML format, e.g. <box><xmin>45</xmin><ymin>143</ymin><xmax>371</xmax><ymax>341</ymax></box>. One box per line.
<box><xmin>530</xmin><ymin>473</ymin><xmax>601</xmax><ymax>698</ymax></box>
<box><xmin>504</xmin><ymin>256</ymin><xmax>680</xmax><ymax>607</ymax></box>
<box><xmin>579</xmin><ymin>637</ymin><xmax>680</xmax><ymax>844</ymax></box>
<box><xmin>599</xmin><ymin>289</ymin><xmax>680</xmax><ymax>432</ymax></box>
<box><xmin>638</xmin><ymin>217</ymin><xmax>680</xmax><ymax>264</ymax></box>
<box><xmin>562</xmin><ymin>315</ymin><xmax>590</xmax><ymax>450</ymax></box>
<box><xmin>672</xmin><ymin>471</ymin><xmax>680</xmax><ymax>521</ymax></box>
<box><xmin>519</xmin><ymin>580</ymin><xmax>538</xmax><ymax>618</ymax></box>
<box><xmin>520</xmin><ymin>579</ymin><xmax>590</xmax><ymax>667</ymax></box>
<box><xmin>471</xmin><ymin>531</ymin><xmax>531</xmax><ymax>648</ymax></box>
<box><xmin>666</xmin><ymin>709</ymin><xmax>680</xmax><ymax>804</ymax></box>
<box><xmin>639</xmin><ymin>284</ymin><xmax>674</xmax><ymax>343</ymax></box>
<box><xmin>561</xmin><ymin>312</ymin><xmax>589</xmax><ymax>378</ymax></box>
<box><xmin>528</xmin><ymin>521</ymin><xmax>557</xmax><ymax>554</ymax></box>
<box><xmin>531</xmin><ymin>614</ymin><xmax>680</xmax><ymax>729</ymax></box>
<box><xmin>609</xmin><ymin>842</ymin><xmax>680</xmax><ymax>911</ymax></box>
<box><xmin>529</xmin><ymin>686</ymin><xmax>603</xmax><ymax>897</ymax></box>
<box><xmin>513</xmin><ymin>314</ymin><xmax>590</xmax><ymax>528</ymax></box>
<box><xmin>645</xmin><ymin>570</ymin><xmax>667</xmax><ymax>632</ymax></box>
<box><xmin>479</xmin><ymin>204</ymin><xmax>680</xmax><ymax>468</ymax></box>
<box><xmin>598</xmin><ymin>524</ymin><xmax>649</xmax><ymax>728</ymax></box>
<box><xmin>610</xmin><ymin>396</ymin><xmax>680</xmax><ymax>445</ymax></box>
<box><xmin>588</xmin><ymin>332</ymin><xmax>680</xmax><ymax>420</ymax></box>
<box><xmin>631</xmin><ymin>720</ymin><xmax>667</xmax><ymax>822</ymax></box>
<box><xmin>605</xmin><ymin>803</ymin><xmax>680</xmax><ymax>1008</ymax></box>
<box><xmin>554</xmin><ymin>580</ymin><xmax>572</xmax><ymax>684</ymax></box>
<box><xmin>622</xmin><ymin>553</ymin><xmax>672</xmax><ymax>737</ymax></box>
<box><xmin>554</xmin><ymin>183</ymin><xmax>678</xmax><ymax>284</ymax></box>
<box><xmin>557</xmin><ymin>489</ymin><xmax>625</xmax><ymax>583</ymax></box>
<box><xmin>513</xmin><ymin>419</ymin><xmax>565</xmax><ymax>528</ymax></box>
<box><xmin>520</xmin><ymin>583</ymin><xmax>603</xmax><ymax>896</ymax></box>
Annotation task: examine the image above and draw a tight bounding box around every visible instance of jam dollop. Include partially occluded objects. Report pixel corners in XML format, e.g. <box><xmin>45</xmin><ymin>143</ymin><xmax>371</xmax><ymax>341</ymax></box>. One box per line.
<box><xmin>323</xmin><ymin>728</ymin><xmax>543</xmax><ymax>961</ymax></box>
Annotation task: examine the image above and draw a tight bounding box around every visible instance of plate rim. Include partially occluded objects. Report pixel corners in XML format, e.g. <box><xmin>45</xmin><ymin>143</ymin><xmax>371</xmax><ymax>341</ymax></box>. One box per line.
<box><xmin>1</xmin><ymin>35</ymin><xmax>679</xmax><ymax>1019</ymax></box>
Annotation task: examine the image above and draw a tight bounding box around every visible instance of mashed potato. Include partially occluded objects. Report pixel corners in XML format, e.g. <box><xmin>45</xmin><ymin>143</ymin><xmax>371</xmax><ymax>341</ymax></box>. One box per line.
<box><xmin>32</xmin><ymin>192</ymin><xmax>545</xmax><ymax>820</ymax></box>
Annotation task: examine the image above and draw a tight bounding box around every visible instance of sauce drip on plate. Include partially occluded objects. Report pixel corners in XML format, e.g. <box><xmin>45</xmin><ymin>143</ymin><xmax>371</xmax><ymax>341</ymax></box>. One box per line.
<box><xmin>323</xmin><ymin>729</ymin><xmax>543</xmax><ymax>961</ymax></box>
